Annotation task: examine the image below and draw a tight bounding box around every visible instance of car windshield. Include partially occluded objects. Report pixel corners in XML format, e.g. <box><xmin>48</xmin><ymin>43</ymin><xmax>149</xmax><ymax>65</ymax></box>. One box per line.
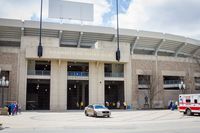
<box><xmin>94</xmin><ymin>105</ymin><xmax>106</xmax><ymax>109</ymax></box>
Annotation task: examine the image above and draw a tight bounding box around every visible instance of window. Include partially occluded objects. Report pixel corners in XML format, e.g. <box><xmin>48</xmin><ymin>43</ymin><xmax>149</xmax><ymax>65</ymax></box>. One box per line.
<box><xmin>138</xmin><ymin>75</ymin><xmax>151</xmax><ymax>90</ymax></box>
<box><xmin>94</xmin><ymin>105</ymin><xmax>106</xmax><ymax>109</ymax></box>
<box><xmin>67</xmin><ymin>62</ymin><xmax>89</xmax><ymax>77</ymax></box>
<box><xmin>104</xmin><ymin>64</ymin><xmax>124</xmax><ymax>77</ymax></box>
<box><xmin>27</xmin><ymin>60</ymin><xmax>51</xmax><ymax>75</ymax></box>
<box><xmin>163</xmin><ymin>76</ymin><xmax>183</xmax><ymax>90</ymax></box>
<box><xmin>195</xmin><ymin>77</ymin><xmax>200</xmax><ymax>83</ymax></box>
<box><xmin>186</xmin><ymin>99</ymin><xmax>191</xmax><ymax>103</ymax></box>
<box><xmin>194</xmin><ymin>99</ymin><xmax>198</xmax><ymax>104</ymax></box>
<box><xmin>0</xmin><ymin>71</ymin><xmax>9</xmax><ymax>81</ymax></box>
<box><xmin>88</xmin><ymin>105</ymin><xmax>93</xmax><ymax>109</ymax></box>
<box><xmin>195</xmin><ymin>77</ymin><xmax>200</xmax><ymax>90</ymax></box>
<box><xmin>138</xmin><ymin>75</ymin><xmax>150</xmax><ymax>85</ymax></box>
<box><xmin>195</xmin><ymin>86</ymin><xmax>200</xmax><ymax>90</ymax></box>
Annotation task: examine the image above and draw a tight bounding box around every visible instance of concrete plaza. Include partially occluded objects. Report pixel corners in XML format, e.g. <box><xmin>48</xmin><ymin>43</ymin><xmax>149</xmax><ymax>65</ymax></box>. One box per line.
<box><xmin>0</xmin><ymin>110</ymin><xmax>200</xmax><ymax>133</ymax></box>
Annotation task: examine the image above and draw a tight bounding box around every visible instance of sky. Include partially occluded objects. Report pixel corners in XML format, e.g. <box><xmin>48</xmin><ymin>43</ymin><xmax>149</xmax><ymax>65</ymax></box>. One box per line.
<box><xmin>0</xmin><ymin>0</ymin><xmax>200</xmax><ymax>40</ymax></box>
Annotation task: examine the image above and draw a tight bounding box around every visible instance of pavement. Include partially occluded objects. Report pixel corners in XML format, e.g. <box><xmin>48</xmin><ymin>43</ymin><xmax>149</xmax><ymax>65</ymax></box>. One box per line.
<box><xmin>0</xmin><ymin>110</ymin><xmax>200</xmax><ymax>133</ymax></box>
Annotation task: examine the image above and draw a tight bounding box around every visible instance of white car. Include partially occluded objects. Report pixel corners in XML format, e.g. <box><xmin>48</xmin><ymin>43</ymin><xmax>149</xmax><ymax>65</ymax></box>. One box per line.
<box><xmin>84</xmin><ymin>104</ymin><xmax>111</xmax><ymax>117</ymax></box>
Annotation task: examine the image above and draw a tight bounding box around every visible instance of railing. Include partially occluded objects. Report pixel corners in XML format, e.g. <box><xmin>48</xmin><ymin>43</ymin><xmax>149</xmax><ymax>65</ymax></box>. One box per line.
<box><xmin>105</xmin><ymin>72</ymin><xmax>124</xmax><ymax>77</ymax></box>
<box><xmin>164</xmin><ymin>80</ymin><xmax>181</xmax><ymax>84</ymax></box>
<box><xmin>195</xmin><ymin>83</ymin><xmax>200</xmax><ymax>87</ymax></box>
<box><xmin>195</xmin><ymin>79</ymin><xmax>200</xmax><ymax>83</ymax></box>
<box><xmin>68</xmin><ymin>71</ymin><xmax>89</xmax><ymax>77</ymax></box>
<box><xmin>138</xmin><ymin>80</ymin><xmax>150</xmax><ymax>85</ymax></box>
<box><xmin>138</xmin><ymin>84</ymin><xmax>149</xmax><ymax>89</ymax></box>
<box><xmin>27</xmin><ymin>70</ymin><xmax>50</xmax><ymax>75</ymax></box>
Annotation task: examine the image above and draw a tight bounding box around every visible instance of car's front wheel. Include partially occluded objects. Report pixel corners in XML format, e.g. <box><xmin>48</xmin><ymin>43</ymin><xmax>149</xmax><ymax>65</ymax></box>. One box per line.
<box><xmin>93</xmin><ymin>111</ymin><xmax>97</xmax><ymax>117</ymax></box>
<box><xmin>85</xmin><ymin>111</ymin><xmax>88</xmax><ymax>116</ymax></box>
<box><xmin>186</xmin><ymin>108</ymin><xmax>192</xmax><ymax>116</ymax></box>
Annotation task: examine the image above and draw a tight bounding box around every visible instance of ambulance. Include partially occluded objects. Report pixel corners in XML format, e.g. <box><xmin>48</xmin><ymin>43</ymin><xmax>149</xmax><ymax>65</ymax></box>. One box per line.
<box><xmin>178</xmin><ymin>94</ymin><xmax>200</xmax><ymax>115</ymax></box>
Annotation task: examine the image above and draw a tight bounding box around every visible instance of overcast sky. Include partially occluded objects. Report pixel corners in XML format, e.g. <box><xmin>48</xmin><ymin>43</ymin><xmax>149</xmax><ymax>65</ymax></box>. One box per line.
<box><xmin>0</xmin><ymin>0</ymin><xmax>200</xmax><ymax>40</ymax></box>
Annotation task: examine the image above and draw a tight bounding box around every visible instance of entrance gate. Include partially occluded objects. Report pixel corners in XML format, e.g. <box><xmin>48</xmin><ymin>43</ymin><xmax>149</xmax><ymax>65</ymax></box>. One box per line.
<box><xmin>67</xmin><ymin>80</ymin><xmax>89</xmax><ymax>110</ymax></box>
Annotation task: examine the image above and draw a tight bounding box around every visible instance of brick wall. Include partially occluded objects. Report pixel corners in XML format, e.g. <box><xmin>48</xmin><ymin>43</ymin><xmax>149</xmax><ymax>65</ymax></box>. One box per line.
<box><xmin>0</xmin><ymin>52</ymin><xmax>19</xmax><ymax>103</ymax></box>
<box><xmin>132</xmin><ymin>57</ymin><xmax>200</xmax><ymax>109</ymax></box>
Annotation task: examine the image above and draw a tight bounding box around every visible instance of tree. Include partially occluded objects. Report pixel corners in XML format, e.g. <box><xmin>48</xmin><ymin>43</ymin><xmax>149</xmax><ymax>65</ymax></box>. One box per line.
<box><xmin>191</xmin><ymin>57</ymin><xmax>200</xmax><ymax>92</ymax></box>
<box><xmin>138</xmin><ymin>70</ymin><xmax>161</xmax><ymax>109</ymax></box>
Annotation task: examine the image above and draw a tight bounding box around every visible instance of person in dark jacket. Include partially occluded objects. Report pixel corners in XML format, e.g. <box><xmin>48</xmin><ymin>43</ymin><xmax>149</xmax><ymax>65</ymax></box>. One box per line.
<box><xmin>7</xmin><ymin>103</ymin><xmax>12</xmax><ymax>115</ymax></box>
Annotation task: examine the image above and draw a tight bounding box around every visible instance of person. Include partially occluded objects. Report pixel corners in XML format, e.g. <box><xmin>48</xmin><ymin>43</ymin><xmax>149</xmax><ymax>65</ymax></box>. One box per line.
<box><xmin>123</xmin><ymin>101</ymin><xmax>127</xmax><ymax>110</ymax></box>
<box><xmin>112</xmin><ymin>102</ymin><xmax>116</xmax><ymax>108</ymax></box>
<box><xmin>171</xmin><ymin>101</ymin><xmax>175</xmax><ymax>111</ymax></box>
<box><xmin>145</xmin><ymin>96</ymin><xmax>148</xmax><ymax>104</ymax></box>
<box><xmin>175</xmin><ymin>101</ymin><xmax>178</xmax><ymax>109</ymax></box>
<box><xmin>105</xmin><ymin>101</ymin><xmax>109</xmax><ymax>108</ymax></box>
<box><xmin>15</xmin><ymin>102</ymin><xmax>19</xmax><ymax>115</ymax></box>
<box><xmin>117</xmin><ymin>101</ymin><xmax>120</xmax><ymax>109</ymax></box>
<box><xmin>76</xmin><ymin>101</ymin><xmax>79</xmax><ymax>108</ymax></box>
<box><xmin>7</xmin><ymin>103</ymin><xmax>12</xmax><ymax>115</ymax></box>
<box><xmin>11</xmin><ymin>103</ymin><xmax>15</xmax><ymax>115</ymax></box>
<box><xmin>12</xmin><ymin>103</ymin><xmax>18</xmax><ymax>115</ymax></box>
<box><xmin>168</xmin><ymin>100</ymin><xmax>172</xmax><ymax>109</ymax></box>
<box><xmin>80</xmin><ymin>101</ymin><xmax>84</xmax><ymax>109</ymax></box>
<box><xmin>18</xmin><ymin>104</ymin><xmax>21</xmax><ymax>114</ymax></box>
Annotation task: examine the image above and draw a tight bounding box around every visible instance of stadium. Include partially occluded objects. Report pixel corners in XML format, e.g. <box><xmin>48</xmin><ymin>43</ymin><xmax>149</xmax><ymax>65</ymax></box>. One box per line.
<box><xmin>0</xmin><ymin>18</ymin><xmax>200</xmax><ymax>111</ymax></box>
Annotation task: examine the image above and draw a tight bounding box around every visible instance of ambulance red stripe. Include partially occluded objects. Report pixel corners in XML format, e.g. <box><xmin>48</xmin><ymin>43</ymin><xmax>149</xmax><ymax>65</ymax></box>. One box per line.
<box><xmin>179</xmin><ymin>106</ymin><xmax>200</xmax><ymax>111</ymax></box>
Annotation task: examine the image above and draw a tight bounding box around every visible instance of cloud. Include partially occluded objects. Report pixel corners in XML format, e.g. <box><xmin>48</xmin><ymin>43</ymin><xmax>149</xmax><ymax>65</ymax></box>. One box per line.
<box><xmin>84</xmin><ymin>0</ymin><xmax>111</xmax><ymax>25</ymax></box>
<box><xmin>0</xmin><ymin>0</ymin><xmax>110</xmax><ymax>25</ymax></box>
<box><xmin>110</xmin><ymin>0</ymin><xmax>200</xmax><ymax>40</ymax></box>
<box><xmin>0</xmin><ymin>0</ymin><xmax>40</xmax><ymax>20</ymax></box>
<box><xmin>1</xmin><ymin>0</ymin><xmax>199</xmax><ymax>40</ymax></box>
<box><xmin>103</xmin><ymin>0</ymin><xmax>131</xmax><ymax>27</ymax></box>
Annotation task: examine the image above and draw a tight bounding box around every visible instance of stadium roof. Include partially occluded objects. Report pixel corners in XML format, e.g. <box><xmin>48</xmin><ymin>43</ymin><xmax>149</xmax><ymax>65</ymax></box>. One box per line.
<box><xmin>0</xmin><ymin>18</ymin><xmax>200</xmax><ymax>58</ymax></box>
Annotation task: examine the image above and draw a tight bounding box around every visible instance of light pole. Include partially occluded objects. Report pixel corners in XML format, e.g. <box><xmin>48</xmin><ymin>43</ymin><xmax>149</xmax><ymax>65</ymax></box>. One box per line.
<box><xmin>115</xmin><ymin>0</ymin><xmax>120</xmax><ymax>62</ymax></box>
<box><xmin>38</xmin><ymin>0</ymin><xmax>43</xmax><ymax>57</ymax></box>
<box><xmin>0</xmin><ymin>68</ymin><xmax>9</xmax><ymax>108</ymax></box>
<box><xmin>178</xmin><ymin>81</ymin><xmax>185</xmax><ymax>94</ymax></box>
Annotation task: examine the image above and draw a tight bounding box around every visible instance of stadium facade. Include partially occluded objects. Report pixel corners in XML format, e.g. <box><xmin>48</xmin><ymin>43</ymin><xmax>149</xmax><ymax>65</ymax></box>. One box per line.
<box><xmin>0</xmin><ymin>18</ymin><xmax>200</xmax><ymax>111</ymax></box>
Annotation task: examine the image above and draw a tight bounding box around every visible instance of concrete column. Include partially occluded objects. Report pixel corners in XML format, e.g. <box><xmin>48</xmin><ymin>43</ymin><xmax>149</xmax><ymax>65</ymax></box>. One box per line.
<box><xmin>50</xmin><ymin>60</ymin><xmax>67</xmax><ymax>111</ymax></box>
<box><xmin>89</xmin><ymin>62</ymin><xmax>104</xmax><ymax>104</ymax></box>
<box><xmin>50</xmin><ymin>60</ymin><xmax>59</xmax><ymax>111</ymax></box>
<box><xmin>89</xmin><ymin>62</ymin><xmax>97</xmax><ymax>104</ymax></box>
<box><xmin>18</xmin><ymin>52</ymin><xmax>27</xmax><ymax>110</ymax></box>
<box><xmin>58</xmin><ymin>61</ymin><xmax>67</xmax><ymax>111</ymax></box>
<box><xmin>97</xmin><ymin>62</ymin><xmax>104</xmax><ymax>104</ymax></box>
<box><xmin>124</xmin><ymin>60</ymin><xmax>132</xmax><ymax>107</ymax></box>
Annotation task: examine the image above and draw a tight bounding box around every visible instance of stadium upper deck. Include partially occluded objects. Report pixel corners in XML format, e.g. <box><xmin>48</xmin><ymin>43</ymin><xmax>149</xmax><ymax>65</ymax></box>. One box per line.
<box><xmin>0</xmin><ymin>18</ymin><xmax>199</xmax><ymax>58</ymax></box>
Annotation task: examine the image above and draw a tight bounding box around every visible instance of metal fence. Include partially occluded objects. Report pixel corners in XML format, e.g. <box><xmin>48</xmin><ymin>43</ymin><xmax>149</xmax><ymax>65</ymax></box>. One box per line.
<box><xmin>105</xmin><ymin>72</ymin><xmax>124</xmax><ymax>77</ymax></box>
<box><xmin>27</xmin><ymin>70</ymin><xmax>50</xmax><ymax>75</ymax></box>
<box><xmin>164</xmin><ymin>80</ymin><xmax>181</xmax><ymax>84</ymax></box>
<box><xmin>138</xmin><ymin>80</ymin><xmax>150</xmax><ymax>85</ymax></box>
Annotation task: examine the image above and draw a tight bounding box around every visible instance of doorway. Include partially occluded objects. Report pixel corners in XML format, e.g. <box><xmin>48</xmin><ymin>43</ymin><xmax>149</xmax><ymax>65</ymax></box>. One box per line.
<box><xmin>105</xmin><ymin>81</ymin><xmax>124</xmax><ymax>109</ymax></box>
<box><xmin>26</xmin><ymin>79</ymin><xmax>50</xmax><ymax>110</ymax></box>
<box><xmin>67</xmin><ymin>80</ymin><xmax>89</xmax><ymax>110</ymax></box>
